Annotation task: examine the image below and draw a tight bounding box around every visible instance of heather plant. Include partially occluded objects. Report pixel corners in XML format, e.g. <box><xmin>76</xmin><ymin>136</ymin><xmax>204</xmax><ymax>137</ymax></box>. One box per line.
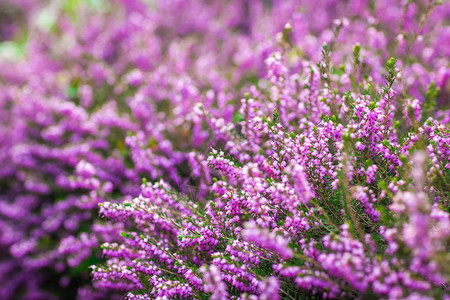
<box><xmin>0</xmin><ymin>0</ymin><xmax>449</xmax><ymax>299</ymax></box>
<box><xmin>92</xmin><ymin>4</ymin><xmax>450</xmax><ymax>299</ymax></box>
<box><xmin>93</xmin><ymin>53</ymin><xmax>450</xmax><ymax>299</ymax></box>
<box><xmin>0</xmin><ymin>0</ymin><xmax>297</xmax><ymax>298</ymax></box>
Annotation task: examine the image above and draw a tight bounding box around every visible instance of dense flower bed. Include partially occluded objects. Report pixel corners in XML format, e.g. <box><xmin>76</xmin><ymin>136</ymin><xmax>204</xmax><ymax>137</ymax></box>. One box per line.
<box><xmin>0</xmin><ymin>0</ymin><xmax>449</xmax><ymax>299</ymax></box>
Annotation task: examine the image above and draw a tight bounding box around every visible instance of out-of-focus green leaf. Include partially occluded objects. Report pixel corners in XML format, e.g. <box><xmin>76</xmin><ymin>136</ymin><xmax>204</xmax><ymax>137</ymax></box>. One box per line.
<box><xmin>0</xmin><ymin>41</ymin><xmax>25</xmax><ymax>60</ymax></box>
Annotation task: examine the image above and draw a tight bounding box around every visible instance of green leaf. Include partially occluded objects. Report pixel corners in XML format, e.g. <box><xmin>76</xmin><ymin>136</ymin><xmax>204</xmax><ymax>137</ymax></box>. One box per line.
<box><xmin>66</xmin><ymin>85</ymin><xmax>78</xmax><ymax>98</ymax></box>
<box><xmin>386</xmin><ymin>57</ymin><xmax>397</xmax><ymax>70</ymax></box>
<box><xmin>233</xmin><ymin>112</ymin><xmax>244</xmax><ymax>123</ymax></box>
<box><xmin>353</xmin><ymin>43</ymin><xmax>361</xmax><ymax>56</ymax></box>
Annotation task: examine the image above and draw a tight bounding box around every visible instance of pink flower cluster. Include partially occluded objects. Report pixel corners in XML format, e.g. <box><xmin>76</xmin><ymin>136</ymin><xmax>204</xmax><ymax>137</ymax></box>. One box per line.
<box><xmin>0</xmin><ymin>0</ymin><xmax>449</xmax><ymax>299</ymax></box>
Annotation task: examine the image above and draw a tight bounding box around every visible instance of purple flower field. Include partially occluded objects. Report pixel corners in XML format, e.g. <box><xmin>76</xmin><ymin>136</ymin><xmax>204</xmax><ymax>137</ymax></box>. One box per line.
<box><xmin>0</xmin><ymin>0</ymin><xmax>449</xmax><ymax>299</ymax></box>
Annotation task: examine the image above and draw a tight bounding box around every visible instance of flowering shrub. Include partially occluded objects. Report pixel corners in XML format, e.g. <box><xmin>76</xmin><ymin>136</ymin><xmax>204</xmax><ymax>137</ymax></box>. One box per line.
<box><xmin>0</xmin><ymin>0</ymin><xmax>449</xmax><ymax>299</ymax></box>
<box><xmin>93</xmin><ymin>50</ymin><xmax>450</xmax><ymax>298</ymax></box>
<box><xmin>0</xmin><ymin>0</ymin><xmax>293</xmax><ymax>298</ymax></box>
<box><xmin>91</xmin><ymin>1</ymin><xmax>450</xmax><ymax>299</ymax></box>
